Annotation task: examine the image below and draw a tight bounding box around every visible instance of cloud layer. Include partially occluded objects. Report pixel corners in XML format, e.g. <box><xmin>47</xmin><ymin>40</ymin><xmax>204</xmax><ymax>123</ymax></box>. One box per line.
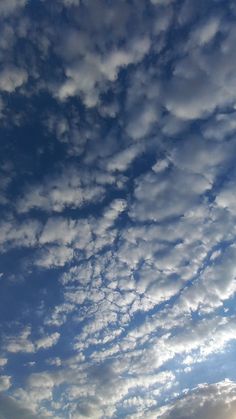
<box><xmin>0</xmin><ymin>0</ymin><xmax>236</xmax><ymax>418</ymax></box>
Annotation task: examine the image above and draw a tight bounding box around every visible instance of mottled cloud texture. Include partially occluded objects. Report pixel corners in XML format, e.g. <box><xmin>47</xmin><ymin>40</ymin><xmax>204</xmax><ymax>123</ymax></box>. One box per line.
<box><xmin>0</xmin><ymin>0</ymin><xmax>236</xmax><ymax>418</ymax></box>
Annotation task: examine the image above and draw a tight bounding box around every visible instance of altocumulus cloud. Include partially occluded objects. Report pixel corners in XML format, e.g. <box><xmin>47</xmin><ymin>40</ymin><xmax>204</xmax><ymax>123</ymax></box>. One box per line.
<box><xmin>0</xmin><ymin>0</ymin><xmax>236</xmax><ymax>418</ymax></box>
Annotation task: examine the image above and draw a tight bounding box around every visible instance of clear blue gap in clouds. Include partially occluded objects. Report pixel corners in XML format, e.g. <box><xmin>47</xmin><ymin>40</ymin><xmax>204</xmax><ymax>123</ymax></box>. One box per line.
<box><xmin>0</xmin><ymin>0</ymin><xmax>236</xmax><ymax>418</ymax></box>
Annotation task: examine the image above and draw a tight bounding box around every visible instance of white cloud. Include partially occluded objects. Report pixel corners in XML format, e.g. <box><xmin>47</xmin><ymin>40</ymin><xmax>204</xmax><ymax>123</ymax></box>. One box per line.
<box><xmin>3</xmin><ymin>327</ymin><xmax>35</xmax><ymax>354</ymax></box>
<box><xmin>3</xmin><ymin>328</ymin><xmax>60</xmax><ymax>355</ymax></box>
<box><xmin>35</xmin><ymin>333</ymin><xmax>60</xmax><ymax>351</ymax></box>
<box><xmin>106</xmin><ymin>143</ymin><xmax>144</xmax><ymax>172</ymax></box>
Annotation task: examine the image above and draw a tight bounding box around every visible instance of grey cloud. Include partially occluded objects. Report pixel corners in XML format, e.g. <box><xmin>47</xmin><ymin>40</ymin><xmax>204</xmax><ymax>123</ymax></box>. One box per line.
<box><xmin>0</xmin><ymin>66</ymin><xmax>28</xmax><ymax>93</ymax></box>
<box><xmin>0</xmin><ymin>376</ymin><xmax>11</xmax><ymax>392</ymax></box>
<box><xmin>215</xmin><ymin>177</ymin><xmax>236</xmax><ymax>216</ymax></box>
<box><xmin>0</xmin><ymin>394</ymin><xmax>45</xmax><ymax>419</ymax></box>
<box><xmin>0</xmin><ymin>0</ymin><xmax>27</xmax><ymax>17</ymax></box>
<box><xmin>56</xmin><ymin>36</ymin><xmax>151</xmax><ymax>106</ymax></box>
<box><xmin>178</xmin><ymin>244</ymin><xmax>236</xmax><ymax>313</ymax></box>
<box><xmin>130</xmin><ymin>166</ymin><xmax>210</xmax><ymax>221</ymax></box>
<box><xmin>35</xmin><ymin>245</ymin><xmax>74</xmax><ymax>268</ymax></box>
<box><xmin>202</xmin><ymin>111</ymin><xmax>236</xmax><ymax>141</ymax></box>
<box><xmin>164</xmin><ymin>19</ymin><xmax>236</xmax><ymax>119</ymax></box>
<box><xmin>52</xmin><ymin>0</ymin><xmax>153</xmax><ymax>107</ymax></box>
<box><xmin>0</xmin><ymin>218</ymin><xmax>42</xmax><ymax>252</ymax></box>
<box><xmin>159</xmin><ymin>380</ymin><xmax>236</xmax><ymax>419</ymax></box>
<box><xmin>169</xmin><ymin>135</ymin><xmax>234</xmax><ymax>182</ymax></box>
<box><xmin>17</xmin><ymin>167</ymin><xmax>106</xmax><ymax>214</ymax></box>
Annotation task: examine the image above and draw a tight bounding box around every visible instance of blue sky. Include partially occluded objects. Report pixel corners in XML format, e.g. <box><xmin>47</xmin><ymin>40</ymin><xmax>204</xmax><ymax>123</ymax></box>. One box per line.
<box><xmin>0</xmin><ymin>0</ymin><xmax>236</xmax><ymax>418</ymax></box>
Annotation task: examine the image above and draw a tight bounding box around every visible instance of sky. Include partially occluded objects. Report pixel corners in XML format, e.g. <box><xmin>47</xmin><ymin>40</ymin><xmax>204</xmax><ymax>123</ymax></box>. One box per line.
<box><xmin>0</xmin><ymin>0</ymin><xmax>236</xmax><ymax>418</ymax></box>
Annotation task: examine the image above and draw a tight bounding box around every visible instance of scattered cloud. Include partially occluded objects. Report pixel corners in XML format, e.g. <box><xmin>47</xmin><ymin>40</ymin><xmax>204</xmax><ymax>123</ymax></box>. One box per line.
<box><xmin>0</xmin><ymin>0</ymin><xmax>236</xmax><ymax>418</ymax></box>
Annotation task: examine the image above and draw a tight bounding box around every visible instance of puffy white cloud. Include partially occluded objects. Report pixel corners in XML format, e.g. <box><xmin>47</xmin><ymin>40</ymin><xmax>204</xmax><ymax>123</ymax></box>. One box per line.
<box><xmin>44</xmin><ymin>302</ymin><xmax>75</xmax><ymax>327</ymax></box>
<box><xmin>106</xmin><ymin>143</ymin><xmax>144</xmax><ymax>172</ymax></box>
<box><xmin>3</xmin><ymin>327</ymin><xmax>35</xmax><ymax>354</ymax></box>
<box><xmin>3</xmin><ymin>328</ymin><xmax>60</xmax><ymax>355</ymax></box>
<box><xmin>35</xmin><ymin>332</ymin><xmax>60</xmax><ymax>351</ymax></box>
